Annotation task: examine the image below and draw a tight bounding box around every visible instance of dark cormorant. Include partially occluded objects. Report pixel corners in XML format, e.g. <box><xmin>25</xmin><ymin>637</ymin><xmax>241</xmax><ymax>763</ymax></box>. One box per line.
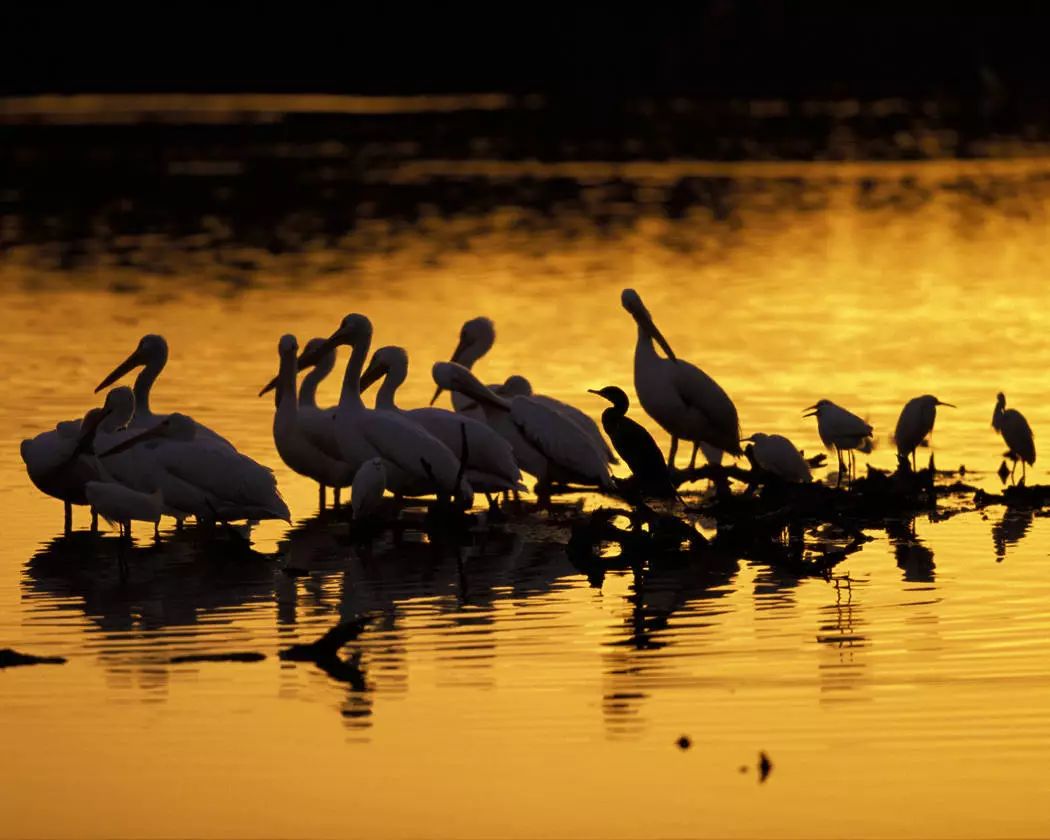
<box><xmin>589</xmin><ymin>386</ymin><xmax>676</xmax><ymax>499</ymax></box>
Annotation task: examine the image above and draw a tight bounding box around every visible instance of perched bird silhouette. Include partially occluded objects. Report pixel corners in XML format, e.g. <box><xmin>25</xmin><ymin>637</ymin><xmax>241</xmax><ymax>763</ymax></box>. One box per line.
<box><xmin>804</xmin><ymin>399</ymin><xmax>873</xmax><ymax>485</ymax></box>
<box><xmin>743</xmin><ymin>433</ymin><xmax>811</xmax><ymax>483</ymax></box>
<box><xmin>992</xmin><ymin>392</ymin><xmax>1035</xmax><ymax>484</ymax></box>
<box><xmin>589</xmin><ymin>386</ymin><xmax>677</xmax><ymax>499</ymax></box>
<box><xmin>894</xmin><ymin>395</ymin><xmax>955</xmax><ymax>472</ymax></box>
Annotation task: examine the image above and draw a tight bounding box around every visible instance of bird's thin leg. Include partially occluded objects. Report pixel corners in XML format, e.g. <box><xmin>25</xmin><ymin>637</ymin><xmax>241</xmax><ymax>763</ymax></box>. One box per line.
<box><xmin>1022</xmin><ymin>460</ymin><xmax>1027</xmax><ymax>484</ymax></box>
<box><xmin>154</xmin><ymin>521</ymin><xmax>160</xmax><ymax>541</ymax></box>
<box><xmin>334</xmin><ymin>487</ymin><xmax>341</xmax><ymax>508</ymax></box>
<box><xmin>64</xmin><ymin>501</ymin><xmax>72</xmax><ymax>536</ymax></box>
<box><xmin>836</xmin><ymin>447</ymin><xmax>845</xmax><ymax>487</ymax></box>
<box><xmin>318</xmin><ymin>483</ymin><xmax>326</xmax><ymax>511</ymax></box>
<box><xmin>91</xmin><ymin>507</ymin><xmax>99</xmax><ymax>534</ymax></box>
<box><xmin>667</xmin><ymin>436</ymin><xmax>679</xmax><ymax>471</ymax></box>
<box><xmin>688</xmin><ymin>442</ymin><xmax>699</xmax><ymax>470</ymax></box>
<box><xmin>1010</xmin><ymin>458</ymin><xmax>1017</xmax><ymax>484</ymax></box>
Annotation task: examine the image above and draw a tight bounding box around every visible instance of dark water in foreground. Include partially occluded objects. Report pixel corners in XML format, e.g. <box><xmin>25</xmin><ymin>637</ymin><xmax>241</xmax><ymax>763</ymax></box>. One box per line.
<box><xmin>2</xmin><ymin>103</ymin><xmax>1050</xmax><ymax>837</ymax></box>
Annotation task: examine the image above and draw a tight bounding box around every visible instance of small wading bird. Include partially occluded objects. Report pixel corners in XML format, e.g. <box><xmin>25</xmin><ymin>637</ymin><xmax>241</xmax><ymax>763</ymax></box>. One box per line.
<box><xmin>432</xmin><ymin>361</ymin><xmax>615</xmax><ymax>499</ymax></box>
<box><xmin>804</xmin><ymin>399</ymin><xmax>874</xmax><ymax>485</ymax></box>
<box><xmin>360</xmin><ymin>345</ymin><xmax>524</xmax><ymax>507</ymax></box>
<box><xmin>351</xmin><ymin>457</ymin><xmax>387</xmax><ymax>520</ymax></box>
<box><xmin>620</xmin><ymin>288</ymin><xmax>741</xmax><ymax>470</ymax></box>
<box><xmin>265</xmin><ymin>314</ymin><xmax>472</xmax><ymax>503</ymax></box>
<box><xmin>742</xmin><ymin>433</ymin><xmax>811</xmax><ymax>483</ymax></box>
<box><xmin>268</xmin><ymin>335</ymin><xmax>355</xmax><ymax>510</ymax></box>
<box><xmin>94</xmin><ymin>333</ymin><xmax>234</xmax><ymax>449</ymax></box>
<box><xmin>434</xmin><ymin>317</ymin><xmax>617</xmax><ymax>467</ymax></box>
<box><xmin>894</xmin><ymin>395</ymin><xmax>955</xmax><ymax>472</ymax></box>
<box><xmin>588</xmin><ymin>385</ymin><xmax>676</xmax><ymax>499</ymax></box>
<box><xmin>992</xmin><ymin>392</ymin><xmax>1035</xmax><ymax>484</ymax></box>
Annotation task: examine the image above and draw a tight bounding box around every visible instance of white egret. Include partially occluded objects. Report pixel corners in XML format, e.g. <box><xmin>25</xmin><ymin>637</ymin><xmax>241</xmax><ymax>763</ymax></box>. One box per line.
<box><xmin>360</xmin><ymin>345</ymin><xmax>524</xmax><ymax>500</ymax></box>
<box><xmin>743</xmin><ymin>433</ymin><xmax>811</xmax><ymax>483</ymax></box>
<box><xmin>100</xmin><ymin>412</ymin><xmax>291</xmax><ymax>523</ymax></box>
<box><xmin>269</xmin><ymin>334</ymin><xmax>354</xmax><ymax>509</ymax></box>
<box><xmin>804</xmin><ymin>399</ymin><xmax>873</xmax><ymax>485</ymax></box>
<box><xmin>992</xmin><ymin>392</ymin><xmax>1035</xmax><ymax>483</ymax></box>
<box><xmin>268</xmin><ymin>314</ymin><xmax>472</xmax><ymax>502</ymax></box>
<box><xmin>620</xmin><ymin>288</ymin><xmax>741</xmax><ymax>469</ymax></box>
<box><xmin>894</xmin><ymin>395</ymin><xmax>955</xmax><ymax>471</ymax></box>
<box><xmin>94</xmin><ymin>333</ymin><xmax>233</xmax><ymax>448</ymax></box>
<box><xmin>432</xmin><ymin>361</ymin><xmax>615</xmax><ymax>496</ymax></box>
<box><xmin>352</xmin><ymin>458</ymin><xmax>387</xmax><ymax>520</ymax></box>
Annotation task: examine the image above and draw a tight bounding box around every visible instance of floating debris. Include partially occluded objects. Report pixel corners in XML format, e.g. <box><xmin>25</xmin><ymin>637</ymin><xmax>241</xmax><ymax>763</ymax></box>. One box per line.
<box><xmin>169</xmin><ymin>652</ymin><xmax>265</xmax><ymax>664</ymax></box>
<box><xmin>0</xmin><ymin>648</ymin><xmax>67</xmax><ymax>668</ymax></box>
<box><xmin>676</xmin><ymin>735</ymin><xmax>692</xmax><ymax>750</ymax></box>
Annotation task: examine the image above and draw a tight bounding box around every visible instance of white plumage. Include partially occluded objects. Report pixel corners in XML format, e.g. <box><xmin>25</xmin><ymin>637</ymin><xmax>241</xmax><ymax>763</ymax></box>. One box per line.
<box><xmin>361</xmin><ymin>345</ymin><xmax>524</xmax><ymax>495</ymax></box>
<box><xmin>352</xmin><ymin>458</ymin><xmax>387</xmax><ymax>520</ymax></box>
<box><xmin>746</xmin><ymin>433</ymin><xmax>811</xmax><ymax>483</ymax></box>
<box><xmin>620</xmin><ymin>288</ymin><xmax>741</xmax><ymax>468</ymax></box>
<box><xmin>432</xmin><ymin>361</ymin><xmax>614</xmax><ymax>493</ymax></box>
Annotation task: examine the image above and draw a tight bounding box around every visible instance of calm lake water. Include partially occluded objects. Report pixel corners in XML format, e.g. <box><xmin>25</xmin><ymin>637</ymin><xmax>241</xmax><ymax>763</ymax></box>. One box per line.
<box><xmin>3</xmin><ymin>126</ymin><xmax>1050</xmax><ymax>837</ymax></box>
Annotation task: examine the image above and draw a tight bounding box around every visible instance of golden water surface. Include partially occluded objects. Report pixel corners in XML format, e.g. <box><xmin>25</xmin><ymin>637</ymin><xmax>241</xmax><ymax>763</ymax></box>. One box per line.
<box><xmin>2</xmin><ymin>166</ymin><xmax>1050</xmax><ymax>838</ymax></box>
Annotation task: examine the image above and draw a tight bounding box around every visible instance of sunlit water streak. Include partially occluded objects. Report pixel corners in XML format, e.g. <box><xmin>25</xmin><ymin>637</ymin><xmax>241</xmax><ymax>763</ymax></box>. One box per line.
<box><xmin>1</xmin><ymin>160</ymin><xmax>1050</xmax><ymax>839</ymax></box>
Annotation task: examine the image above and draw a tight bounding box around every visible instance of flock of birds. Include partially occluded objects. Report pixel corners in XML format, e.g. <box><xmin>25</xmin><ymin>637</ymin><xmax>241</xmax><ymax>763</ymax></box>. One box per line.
<box><xmin>20</xmin><ymin>288</ymin><xmax>1040</xmax><ymax>538</ymax></box>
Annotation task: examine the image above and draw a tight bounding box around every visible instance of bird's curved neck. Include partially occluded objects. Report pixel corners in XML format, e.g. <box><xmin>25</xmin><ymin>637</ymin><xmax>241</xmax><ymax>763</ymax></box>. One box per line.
<box><xmin>635</xmin><ymin>323</ymin><xmax>663</xmax><ymax>364</ymax></box>
<box><xmin>339</xmin><ymin>335</ymin><xmax>370</xmax><ymax>412</ymax></box>
<box><xmin>298</xmin><ymin>365</ymin><xmax>325</xmax><ymax>408</ymax></box>
<box><xmin>375</xmin><ymin>364</ymin><xmax>405</xmax><ymax>411</ymax></box>
<box><xmin>459</xmin><ymin>342</ymin><xmax>489</xmax><ymax>371</ymax></box>
<box><xmin>133</xmin><ymin>354</ymin><xmax>165</xmax><ymax>418</ymax></box>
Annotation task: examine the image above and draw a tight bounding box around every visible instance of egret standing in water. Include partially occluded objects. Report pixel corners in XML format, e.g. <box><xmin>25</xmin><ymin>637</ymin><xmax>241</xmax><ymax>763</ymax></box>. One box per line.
<box><xmin>743</xmin><ymin>433</ymin><xmax>811</xmax><ymax>483</ymax></box>
<box><xmin>992</xmin><ymin>392</ymin><xmax>1035</xmax><ymax>484</ymax></box>
<box><xmin>588</xmin><ymin>386</ymin><xmax>676</xmax><ymax>499</ymax></box>
<box><xmin>894</xmin><ymin>395</ymin><xmax>955</xmax><ymax>472</ymax></box>
<box><xmin>620</xmin><ymin>288</ymin><xmax>741</xmax><ymax>470</ymax></box>
<box><xmin>804</xmin><ymin>399</ymin><xmax>873</xmax><ymax>486</ymax></box>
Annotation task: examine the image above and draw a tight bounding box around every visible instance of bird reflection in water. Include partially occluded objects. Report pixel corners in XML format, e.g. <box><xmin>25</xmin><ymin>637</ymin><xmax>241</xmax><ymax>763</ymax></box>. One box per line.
<box><xmin>816</xmin><ymin>577</ymin><xmax>870</xmax><ymax>702</ymax></box>
<box><xmin>886</xmin><ymin>518</ymin><xmax>936</xmax><ymax>583</ymax></box>
<box><xmin>992</xmin><ymin>507</ymin><xmax>1034</xmax><ymax>562</ymax></box>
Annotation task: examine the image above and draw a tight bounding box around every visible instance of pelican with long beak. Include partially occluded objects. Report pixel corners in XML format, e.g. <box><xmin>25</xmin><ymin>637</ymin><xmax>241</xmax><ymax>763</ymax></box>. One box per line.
<box><xmin>94</xmin><ymin>333</ymin><xmax>233</xmax><ymax>449</ymax></box>
<box><xmin>620</xmin><ymin>288</ymin><xmax>741</xmax><ymax>470</ymax></box>
<box><xmin>263</xmin><ymin>314</ymin><xmax>472</xmax><ymax>503</ymax></box>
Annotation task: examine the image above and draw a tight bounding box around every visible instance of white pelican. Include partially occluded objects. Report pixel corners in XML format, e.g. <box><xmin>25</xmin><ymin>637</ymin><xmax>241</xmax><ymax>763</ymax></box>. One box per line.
<box><xmin>271</xmin><ymin>314</ymin><xmax>472</xmax><ymax>502</ymax></box>
<box><xmin>992</xmin><ymin>392</ymin><xmax>1035</xmax><ymax>483</ymax></box>
<box><xmin>270</xmin><ymin>334</ymin><xmax>354</xmax><ymax>509</ymax></box>
<box><xmin>94</xmin><ymin>333</ymin><xmax>233</xmax><ymax>449</ymax></box>
<box><xmin>352</xmin><ymin>458</ymin><xmax>387</xmax><ymax>520</ymax></box>
<box><xmin>432</xmin><ymin>361</ymin><xmax>615</xmax><ymax>496</ymax></box>
<box><xmin>620</xmin><ymin>288</ymin><xmax>741</xmax><ymax>468</ymax></box>
<box><xmin>432</xmin><ymin>316</ymin><xmax>497</xmax><ymax>420</ymax></box>
<box><xmin>804</xmin><ymin>399</ymin><xmax>873</xmax><ymax>484</ymax></box>
<box><xmin>497</xmin><ymin>375</ymin><xmax>618</xmax><ymax>466</ymax></box>
<box><xmin>100</xmin><ymin>412</ymin><xmax>291</xmax><ymax>524</ymax></box>
<box><xmin>20</xmin><ymin>387</ymin><xmax>136</xmax><ymax>533</ymax></box>
<box><xmin>743</xmin><ymin>433</ymin><xmax>811</xmax><ymax>483</ymax></box>
<box><xmin>894</xmin><ymin>395</ymin><xmax>955</xmax><ymax>471</ymax></box>
<box><xmin>361</xmin><ymin>345</ymin><xmax>523</xmax><ymax>501</ymax></box>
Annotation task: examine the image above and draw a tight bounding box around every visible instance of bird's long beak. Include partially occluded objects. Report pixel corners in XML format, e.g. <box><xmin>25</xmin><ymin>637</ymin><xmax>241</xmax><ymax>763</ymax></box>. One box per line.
<box><xmin>938</xmin><ymin>401</ymin><xmax>957</xmax><ymax>408</ymax></box>
<box><xmin>94</xmin><ymin>348</ymin><xmax>144</xmax><ymax>393</ymax></box>
<box><xmin>802</xmin><ymin>403</ymin><xmax>818</xmax><ymax>417</ymax></box>
<box><xmin>359</xmin><ymin>356</ymin><xmax>385</xmax><ymax>393</ymax></box>
<box><xmin>740</xmin><ymin>434</ymin><xmax>755</xmax><ymax>442</ymax></box>
<box><xmin>431</xmin><ymin>336</ymin><xmax>470</xmax><ymax>404</ymax></box>
<box><xmin>98</xmin><ymin>419</ymin><xmax>168</xmax><ymax>458</ymax></box>
<box><xmin>643</xmin><ymin>314</ymin><xmax>676</xmax><ymax>361</ymax></box>
<box><xmin>260</xmin><ymin>328</ymin><xmax>345</xmax><ymax>396</ymax></box>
